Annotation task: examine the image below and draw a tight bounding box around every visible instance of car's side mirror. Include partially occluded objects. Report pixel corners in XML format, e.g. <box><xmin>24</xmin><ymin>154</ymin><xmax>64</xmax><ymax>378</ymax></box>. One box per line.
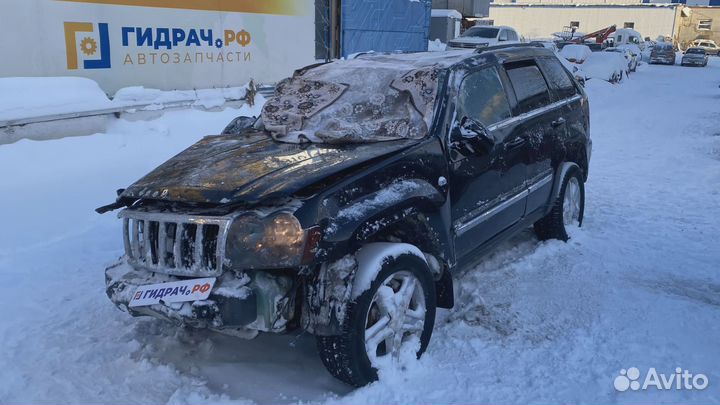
<box><xmin>222</xmin><ymin>116</ymin><xmax>257</xmax><ymax>135</ymax></box>
<box><xmin>459</xmin><ymin>116</ymin><xmax>495</xmax><ymax>151</ymax></box>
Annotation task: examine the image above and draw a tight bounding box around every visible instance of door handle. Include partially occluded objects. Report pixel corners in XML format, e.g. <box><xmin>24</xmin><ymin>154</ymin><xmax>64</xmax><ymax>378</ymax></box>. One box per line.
<box><xmin>551</xmin><ymin>117</ymin><xmax>566</xmax><ymax>127</ymax></box>
<box><xmin>506</xmin><ymin>137</ymin><xmax>525</xmax><ymax>151</ymax></box>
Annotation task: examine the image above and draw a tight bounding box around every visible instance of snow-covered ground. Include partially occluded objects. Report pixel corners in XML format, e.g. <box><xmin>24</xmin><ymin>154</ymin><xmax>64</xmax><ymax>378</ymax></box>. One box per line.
<box><xmin>1</xmin><ymin>59</ymin><xmax>719</xmax><ymax>404</ymax></box>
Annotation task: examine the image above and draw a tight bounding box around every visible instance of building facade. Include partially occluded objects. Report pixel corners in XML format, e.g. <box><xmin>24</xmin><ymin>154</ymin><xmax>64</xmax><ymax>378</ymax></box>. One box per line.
<box><xmin>489</xmin><ymin>3</ymin><xmax>719</xmax><ymax>46</ymax></box>
<box><xmin>489</xmin><ymin>3</ymin><xmax>679</xmax><ymax>39</ymax></box>
<box><xmin>1</xmin><ymin>0</ymin><xmax>431</xmax><ymax>93</ymax></box>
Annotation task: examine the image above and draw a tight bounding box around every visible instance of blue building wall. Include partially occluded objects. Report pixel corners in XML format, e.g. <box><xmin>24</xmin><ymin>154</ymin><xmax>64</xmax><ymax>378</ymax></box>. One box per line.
<box><xmin>341</xmin><ymin>0</ymin><xmax>432</xmax><ymax>57</ymax></box>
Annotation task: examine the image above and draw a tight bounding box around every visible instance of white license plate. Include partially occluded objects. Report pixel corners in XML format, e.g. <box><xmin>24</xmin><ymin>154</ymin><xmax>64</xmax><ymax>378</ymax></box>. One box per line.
<box><xmin>129</xmin><ymin>277</ymin><xmax>216</xmax><ymax>308</ymax></box>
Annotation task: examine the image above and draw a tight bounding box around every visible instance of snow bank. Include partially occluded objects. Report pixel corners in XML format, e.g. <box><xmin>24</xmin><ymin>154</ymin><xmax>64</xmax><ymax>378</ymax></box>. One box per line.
<box><xmin>0</xmin><ymin>77</ymin><xmax>113</xmax><ymax>121</ymax></box>
<box><xmin>559</xmin><ymin>44</ymin><xmax>592</xmax><ymax>63</ymax></box>
<box><xmin>113</xmin><ymin>86</ymin><xmax>251</xmax><ymax>110</ymax></box>
<box><xmin>1</xmin><ymin>77</ymin><xmax>256</xmax><ymax>124</ymax></box>
<box><xmin>616</xmin><ymin>43</ymin><xmax>641</xmax><ymax>57</ymax></box>
<box><xmin>428</xmin><ymin>39</ymin><xmax>447</xmax><ymax>52</ymax></box>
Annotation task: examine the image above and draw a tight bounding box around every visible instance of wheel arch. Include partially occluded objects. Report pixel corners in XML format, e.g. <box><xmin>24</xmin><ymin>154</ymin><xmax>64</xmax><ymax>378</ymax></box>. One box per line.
<box><xmin>550</xmin><ymin>161</ymin><xmax>582</xmax><ymax>204</ymax></box>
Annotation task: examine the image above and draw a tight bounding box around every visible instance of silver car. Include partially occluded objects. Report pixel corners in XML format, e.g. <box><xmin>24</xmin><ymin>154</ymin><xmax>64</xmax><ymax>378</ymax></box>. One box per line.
<box><xmin>681</xmin><ymin>47</ymin><xmax>709</xmax><ymax>67</ymax></box>
<box><xmin>691</xmin><ymin>40</ymin><xmax>720</xmax><ymax>56</ymax></box>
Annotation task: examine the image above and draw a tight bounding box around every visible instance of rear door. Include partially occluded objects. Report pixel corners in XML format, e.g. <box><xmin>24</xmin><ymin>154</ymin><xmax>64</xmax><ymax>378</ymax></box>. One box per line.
<box><xmin>531</xmin><ymin>56</ymin><xmax>585</xmax><ymax>213</ymax></box>
<box><xmin>501</xmin><ymin>59</ymin><xmax>558</xmax><ymax>216</ymax></box>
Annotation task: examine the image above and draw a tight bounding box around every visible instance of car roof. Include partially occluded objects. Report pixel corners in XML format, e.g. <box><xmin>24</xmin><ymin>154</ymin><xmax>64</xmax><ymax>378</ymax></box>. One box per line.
<box><xmin>468</xmin><ymin>25</ymin><xmax>515</xmax><ymax>31</ymax></box>
<box><xmin>352</xmin><ymin>45</ymin><xmax>554</xmax><ymax>73</ymax></box>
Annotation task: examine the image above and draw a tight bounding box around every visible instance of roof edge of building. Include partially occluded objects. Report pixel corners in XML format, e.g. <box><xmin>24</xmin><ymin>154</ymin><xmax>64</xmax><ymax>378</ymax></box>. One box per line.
<box><xmin>489</xmin><ymin>3</ymin><xmax>680</xmax><ymax>8</ymax></box>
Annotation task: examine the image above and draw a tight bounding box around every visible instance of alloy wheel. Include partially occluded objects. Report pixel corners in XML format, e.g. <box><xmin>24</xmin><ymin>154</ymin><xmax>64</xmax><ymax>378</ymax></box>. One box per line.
<box><xmin>563</xmin><ymin>177</ymin><xmax>581</xmax><ymax>225</ymax></box>
<box><xmin>364</xmin><ymin>271</ymin><xmax>426</xmax><ymax>364</ymax></box>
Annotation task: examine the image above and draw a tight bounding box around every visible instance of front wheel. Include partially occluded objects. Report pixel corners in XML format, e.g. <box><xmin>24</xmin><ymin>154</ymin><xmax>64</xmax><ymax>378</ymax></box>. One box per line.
<box><xmin>316</xmin><ymin>253</ymin><xmax>436</xmax><ymax>386</ymax></box>
<box><xmin>533</xmin><ymin>167</ymin><xmax>585</xmax><ymax>241</ymax></box>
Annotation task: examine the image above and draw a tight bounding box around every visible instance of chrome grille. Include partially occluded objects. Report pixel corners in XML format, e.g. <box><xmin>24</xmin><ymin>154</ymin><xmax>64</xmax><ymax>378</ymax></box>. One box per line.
<box><xmin>119</xmin><ymin>210</ymin><xmax>232</xmax><ymax>277</ymax></box>
<box><xmin>448</xmin><ymin>42</ymin><xmax>486</xmax><ymax>49</ymax></box>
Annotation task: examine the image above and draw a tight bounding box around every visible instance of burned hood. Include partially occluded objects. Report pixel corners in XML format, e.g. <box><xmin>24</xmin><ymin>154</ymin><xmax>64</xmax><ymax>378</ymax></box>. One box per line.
<box><xmin>121</xmin><ymin>132</ymin><xmax>420</xmax><ymax>205</ymax></box>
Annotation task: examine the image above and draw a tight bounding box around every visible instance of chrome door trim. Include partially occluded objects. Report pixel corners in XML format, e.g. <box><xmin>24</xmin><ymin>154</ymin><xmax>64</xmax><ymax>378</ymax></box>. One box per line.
<box><xmin>454</xmin><ymin>189</ymin><xmax>529</xmax><ymax>236</ymax></box>
<box><xmin>486</xmin><ymin>95</ymin><xmax>581</xmax><ymax>132</ymax></box>
<box><xmin>453</xmin><ymin>172</ymin><xmax>553</xmax><ymax>237</ymax></box>
<box><xmin>528</xmin><ymin>173</ymin><xmax>553</xmax><ymax>194</ymax></box>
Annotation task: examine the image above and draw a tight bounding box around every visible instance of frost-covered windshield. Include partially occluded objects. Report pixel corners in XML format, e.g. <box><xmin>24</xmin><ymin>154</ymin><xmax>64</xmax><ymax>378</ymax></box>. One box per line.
<box><xmin>261</xmin><ymin>53</ymin><xmax>462</xmax><ymax>144</ymax></box>
<box><xmin>461</xmin><ymin>27</ymin><xmax>499</xmax><ymax>39</ymax></box>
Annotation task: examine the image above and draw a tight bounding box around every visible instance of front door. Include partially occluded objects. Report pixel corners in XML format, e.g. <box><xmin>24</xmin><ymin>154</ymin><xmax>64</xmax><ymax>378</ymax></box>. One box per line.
<box><xmin>449</xmin><ymin>66</ymin><xmax>527</xmax><ymax>258</ymax></box>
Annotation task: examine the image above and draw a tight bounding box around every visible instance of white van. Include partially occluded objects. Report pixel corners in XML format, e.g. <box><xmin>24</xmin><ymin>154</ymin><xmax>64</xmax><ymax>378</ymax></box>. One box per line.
<box><xmin>612</xmin><ymin>28</ymin><xmax>645</xmax><ymax>51</ymax></box>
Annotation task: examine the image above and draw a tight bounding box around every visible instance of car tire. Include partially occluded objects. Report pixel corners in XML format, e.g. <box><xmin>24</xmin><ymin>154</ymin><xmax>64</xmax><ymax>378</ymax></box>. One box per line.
<box><xmin>533</xmin><ymin>166</ymin><xmax>585</xmax><ymax>242</ymax></box>
<box><xmin>316</xmin><ymin>253</ymin><xmax>436</xmax><ymax>387</ymax></box>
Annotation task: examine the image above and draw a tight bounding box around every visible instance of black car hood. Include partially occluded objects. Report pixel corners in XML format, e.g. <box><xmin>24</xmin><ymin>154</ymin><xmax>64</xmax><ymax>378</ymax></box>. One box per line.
<box><xmin>121</xmin><ymin>132</ymin><xmax>420</xmax><ymax>205</ymax></box>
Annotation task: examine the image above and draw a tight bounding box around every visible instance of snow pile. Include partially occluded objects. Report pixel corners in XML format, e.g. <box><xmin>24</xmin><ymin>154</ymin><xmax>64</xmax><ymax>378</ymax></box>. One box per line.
<box><xmin>616</xmin><ymin>43</ymin><xmax>642</xmax><ymax>57</ymax></box>
<box><xmin>0</xmin><ymin>77</ymin><xmax>257</xmax><ymax>124</ymax></box>
<box><xmin>559</xmin><ymin>44</ymin><xmax>592</xmax><ymax>63</ymax></box>
<box><xmin>557</xmin><ymin>55</ymin><xmax>586</xmax><ymax>81</ymax></box>
<box><xmin>582</xmin><ymin>52</ymin><xmax>628</xmax><ymax>82</ymax></box>
<box><xmin>113</xmin><ymin>86</ymin><xmax>251</xmax><ymax>110</ymax></box>
<box><xmin>0</xmin><ymin>77</ymin><xmax>113</xmax><ymax>121</ymax></box>
<box><xmin>427</xmin><ymin>39</ymin><xmax>447</xmax><ymax>52</ymax></box>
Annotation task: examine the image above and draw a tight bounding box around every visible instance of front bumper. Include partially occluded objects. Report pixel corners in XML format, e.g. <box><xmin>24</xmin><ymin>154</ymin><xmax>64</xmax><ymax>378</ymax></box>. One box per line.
<box><xmin>682</xmin><ymin>58</ymin><xmax>705</xmax><ymax>65</ymax></box>
<box><xmin>105</xmin><ymin>260</ymin><xmax>293</xmax><ymax>334</ymax></box>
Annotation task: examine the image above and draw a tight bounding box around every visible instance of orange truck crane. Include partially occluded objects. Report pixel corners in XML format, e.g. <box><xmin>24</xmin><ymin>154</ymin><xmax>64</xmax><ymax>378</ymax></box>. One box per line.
<box><xmin>571</xmin><ymin>24</ymin><xmax>617</xmax><ymax>44</ymax></box>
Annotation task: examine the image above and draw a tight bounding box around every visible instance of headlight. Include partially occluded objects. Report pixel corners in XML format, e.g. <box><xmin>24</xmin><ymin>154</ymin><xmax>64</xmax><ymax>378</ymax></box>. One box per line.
<box><xmin>225</xmin><ymin>212</ymin><xmax>311</xmax><ymax>269</ymax></box>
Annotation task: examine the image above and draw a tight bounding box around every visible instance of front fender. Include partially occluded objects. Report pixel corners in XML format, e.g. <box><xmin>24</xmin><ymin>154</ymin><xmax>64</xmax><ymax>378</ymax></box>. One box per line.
<box><xmin>321</xmin><ymin>179</ymin><xmax>452</xmax><ymax>263</ymax></box>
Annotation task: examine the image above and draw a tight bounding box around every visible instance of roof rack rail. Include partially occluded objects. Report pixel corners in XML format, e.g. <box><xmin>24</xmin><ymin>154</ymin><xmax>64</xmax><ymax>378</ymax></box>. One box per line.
<box><xmin>473</xmin><ymin>42</ymin><xmax>545</xmax><ymax>54</ymax></box>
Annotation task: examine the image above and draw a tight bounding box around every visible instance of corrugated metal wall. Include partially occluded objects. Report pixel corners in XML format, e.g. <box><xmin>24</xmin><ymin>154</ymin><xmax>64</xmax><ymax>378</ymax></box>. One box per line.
<box><xmin>341</xmin><ymin>0</ymin><xmax>432</xmax><ymax>57</ymax></box>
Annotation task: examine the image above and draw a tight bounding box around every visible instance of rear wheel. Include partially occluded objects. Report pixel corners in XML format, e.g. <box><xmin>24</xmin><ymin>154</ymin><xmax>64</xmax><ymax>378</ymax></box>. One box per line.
<box><xmin>316</xmin><ymin>253</ymin><xmax>436</xmax><ymax>386</ymax></box>
<box><xmin>533</xmin><ymin>167</ymin><xmax>585</xmax><ymax>242</ymax></box>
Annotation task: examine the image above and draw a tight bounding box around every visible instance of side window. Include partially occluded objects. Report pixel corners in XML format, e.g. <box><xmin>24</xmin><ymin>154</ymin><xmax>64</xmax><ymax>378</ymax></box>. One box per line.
<box><xmin>498</xmin><ymin>30</ymin><xmax>508</xmax><ymax>41</ymax></box>
<box><xmin>508</xmin><ymin>30</ymin><xmax>518</xmax><ymax>41</ymax></box>
<box><xmin>536</xmin><ymin>57</ymin><xmax>577</xmax><ymax>100</ymax></box>
<box><xmin>504</xmin><ymin>60</ymin><xmax>551</xmax><ymax>115</ymax></box>
<box><xmin>457</xmin><ymin>67</ymin><xmax>512</xmax><ymax>127</ymax></box>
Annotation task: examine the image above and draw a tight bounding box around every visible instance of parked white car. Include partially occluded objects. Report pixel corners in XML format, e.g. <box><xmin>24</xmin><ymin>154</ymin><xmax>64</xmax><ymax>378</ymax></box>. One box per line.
<box><xmin>447</xmin><ymin>26</ymin><xmax>520</xmax><ymax>49</ymax></box>
<box><xmin>559</xmin><ymin>44</ymin><xmax>593</xmax><ymax>63</ymax></box>
<box><xmin>605</xmin><ymin>46</ymin><xmax>638</xmax><ymax>72</ymax></box>
<box><xmin>582</xmin><ymin>52</ymin><xmax>629</xmax><ymax>83</ymax></box>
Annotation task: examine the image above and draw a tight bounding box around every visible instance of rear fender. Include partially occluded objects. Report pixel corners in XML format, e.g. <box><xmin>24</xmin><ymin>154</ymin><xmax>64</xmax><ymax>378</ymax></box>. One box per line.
<box><xmin>550</xmin><ymin>162</ymin><xmax>581</xmax><ymax>204</ymax></box>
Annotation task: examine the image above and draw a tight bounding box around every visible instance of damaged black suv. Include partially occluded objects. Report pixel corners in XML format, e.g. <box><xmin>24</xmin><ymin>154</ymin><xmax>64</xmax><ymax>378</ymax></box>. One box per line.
<box><xmin>99</xmin><ymin>44</ymin><xmax>591</xmax><ymax>386</ymax></box>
